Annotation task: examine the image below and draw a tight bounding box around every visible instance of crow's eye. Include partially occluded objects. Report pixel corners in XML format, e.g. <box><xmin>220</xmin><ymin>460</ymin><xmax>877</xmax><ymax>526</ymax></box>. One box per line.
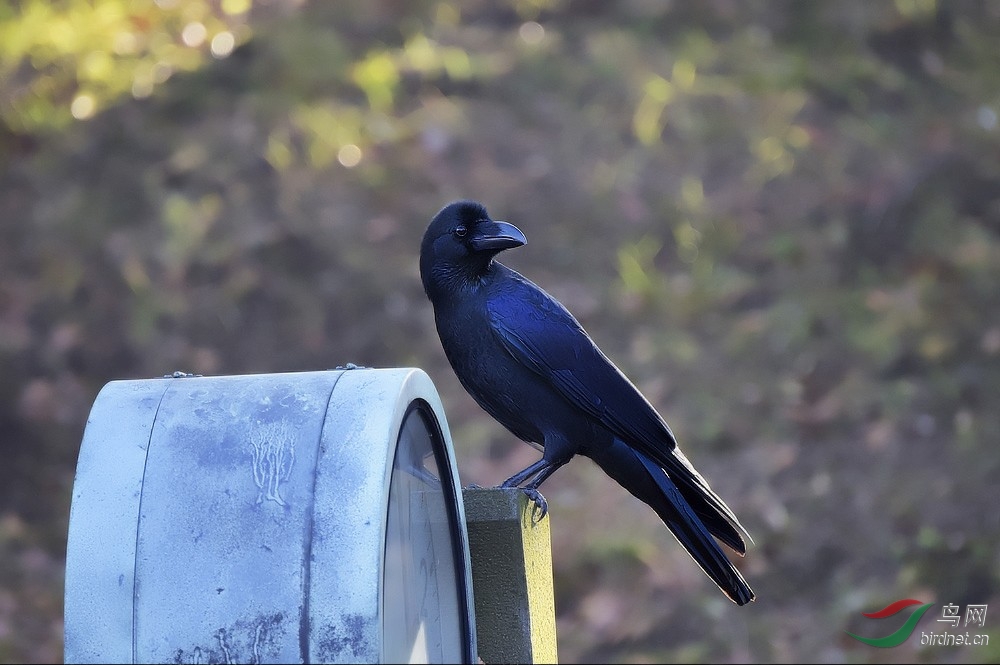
<box><xmin>453</xmin><ymin>225</ymin><xmax>468</xmax><ymax>238</ymax></box>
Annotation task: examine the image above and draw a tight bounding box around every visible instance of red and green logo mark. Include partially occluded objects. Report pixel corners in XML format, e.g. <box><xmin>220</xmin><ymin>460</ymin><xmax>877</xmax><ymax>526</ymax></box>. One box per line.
<box><xmin>845</xmin><ymin>599</ymin><xmax>935</xmax><ymax>648</ymax></box>
<box><xmin>848</xmin><ymin>598</ymin><xmax>990</xmax><ymax>648</ymax></box>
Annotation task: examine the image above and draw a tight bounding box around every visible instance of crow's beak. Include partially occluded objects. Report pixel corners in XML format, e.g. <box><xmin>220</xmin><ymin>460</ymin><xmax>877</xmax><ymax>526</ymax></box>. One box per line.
<box><xmin>470</xmin><ymin>221</ymin><xmax>527</xmax><ymax>252</ymax></box>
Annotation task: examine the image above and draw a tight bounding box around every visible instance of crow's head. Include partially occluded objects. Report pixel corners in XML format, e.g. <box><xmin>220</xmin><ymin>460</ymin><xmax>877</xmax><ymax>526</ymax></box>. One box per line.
<box><xmin>420</xmin><ymin>200</ymin><xmax>526</xmax><ymax>297</ymax></box>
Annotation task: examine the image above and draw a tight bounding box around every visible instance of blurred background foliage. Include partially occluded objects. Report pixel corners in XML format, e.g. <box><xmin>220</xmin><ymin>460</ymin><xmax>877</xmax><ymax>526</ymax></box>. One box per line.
<box><xmin>2</xmin><ymin>0</ymin><xmax>1000</xmax><ymax>662</ymax></box>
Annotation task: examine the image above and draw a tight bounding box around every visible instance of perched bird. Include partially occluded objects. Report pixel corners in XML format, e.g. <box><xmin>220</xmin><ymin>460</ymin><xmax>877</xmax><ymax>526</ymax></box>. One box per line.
<box><xmin>420</xmin><ymin>200</ymin><xmax>754</xmax><ymax>605</ymax></box>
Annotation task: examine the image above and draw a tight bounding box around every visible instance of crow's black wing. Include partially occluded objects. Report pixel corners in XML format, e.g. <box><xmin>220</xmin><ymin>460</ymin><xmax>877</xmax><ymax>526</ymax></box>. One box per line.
<box><xmin>487</xmin><ymin>269</ymin><xmax>750</xmax><ymax>551</ymax></box>
<box><xmin>488</xmin><ymin>271</ymin><xmax>675</xmax><ymax>448</ymax></box>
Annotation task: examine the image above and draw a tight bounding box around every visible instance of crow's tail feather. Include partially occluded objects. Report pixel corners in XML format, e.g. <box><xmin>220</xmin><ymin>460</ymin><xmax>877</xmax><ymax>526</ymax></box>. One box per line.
<box><xmin>592</xmin><ymin>441</ymin><xmax>755</xmax><ymax>605</ymax></box>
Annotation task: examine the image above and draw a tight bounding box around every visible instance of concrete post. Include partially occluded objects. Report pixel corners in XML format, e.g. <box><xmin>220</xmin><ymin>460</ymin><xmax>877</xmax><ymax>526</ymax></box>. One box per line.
<box><xmin>463</xmin><ymin>488</ymin><xmax>558</xmax><ymax>664</ymax></box>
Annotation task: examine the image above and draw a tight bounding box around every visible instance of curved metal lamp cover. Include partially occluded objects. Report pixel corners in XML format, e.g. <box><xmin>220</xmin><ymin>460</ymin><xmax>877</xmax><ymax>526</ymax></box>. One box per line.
<box><xmin>65</xmin><ymin>368</ymin><xmax>477</xmax><ymax>664</ymax></box>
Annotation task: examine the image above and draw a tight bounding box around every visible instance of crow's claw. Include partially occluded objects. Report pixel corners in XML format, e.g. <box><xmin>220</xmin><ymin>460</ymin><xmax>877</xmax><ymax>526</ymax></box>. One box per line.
<box><xmin>522</xmin><ymin>487</ymin><xmax>548</xmax><ymax>523</ymax></box>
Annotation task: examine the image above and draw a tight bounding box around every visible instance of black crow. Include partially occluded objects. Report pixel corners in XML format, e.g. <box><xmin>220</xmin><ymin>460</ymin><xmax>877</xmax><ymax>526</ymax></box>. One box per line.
<box><xmin>420</xmin><ymin>200</ymin><xmax>754</xmax><ymax>605</ymax></box>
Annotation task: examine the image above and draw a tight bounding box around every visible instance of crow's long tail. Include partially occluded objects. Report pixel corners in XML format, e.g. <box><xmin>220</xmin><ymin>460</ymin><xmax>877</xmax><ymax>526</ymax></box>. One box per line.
<box><xmin>590</xmin><ymin>439</ymin><xmax>755</xmax><ymax>605</ymax></box>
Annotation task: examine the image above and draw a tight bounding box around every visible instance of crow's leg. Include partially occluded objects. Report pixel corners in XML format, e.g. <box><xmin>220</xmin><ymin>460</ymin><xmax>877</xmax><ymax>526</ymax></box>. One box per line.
<box><xmin>501</xmin><ymin>457</ymin><xmax>567</xmax><ymax>522</ymax></box>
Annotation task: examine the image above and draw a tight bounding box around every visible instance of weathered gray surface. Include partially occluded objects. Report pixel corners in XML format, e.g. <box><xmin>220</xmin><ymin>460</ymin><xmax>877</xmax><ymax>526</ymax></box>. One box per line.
<box><xmin>65</xmin><ymin>368</ymin><xmax>476</xmax><ymax>664</ymax></box>
<box><xmin>64</xmin><ymin>378</ymin><xmax>171</xmax><ymax>663</ymax></box>
<box><xmin>134</xmin><ymin>371</ymin><xmax>337</xmax><ymax>664</ymax></box>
